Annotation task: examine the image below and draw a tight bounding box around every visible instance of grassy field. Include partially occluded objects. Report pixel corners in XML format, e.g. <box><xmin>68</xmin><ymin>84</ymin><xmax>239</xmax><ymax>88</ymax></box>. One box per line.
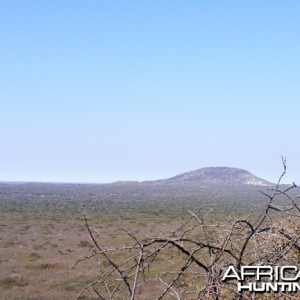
<box><xmin>0</xmin><ymin>182</ymin><xmax>292</xmax><ymax>299</ymax></box>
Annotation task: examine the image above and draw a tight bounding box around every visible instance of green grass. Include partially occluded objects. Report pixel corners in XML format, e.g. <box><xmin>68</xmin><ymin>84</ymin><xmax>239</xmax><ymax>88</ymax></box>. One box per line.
<box><xmin>0</xmin><ymin>276</ymin><xmax>29</xmax><ymax>289</ymax></box>
<box><xmin>28</xmin><ymin>252</ymin><xmax>41</xmax><ymax>261</ymax></box>
<box><xmin>38</xmin><ymin>262</ymin><xmax>59</xmax><ymax>269</ymax></box>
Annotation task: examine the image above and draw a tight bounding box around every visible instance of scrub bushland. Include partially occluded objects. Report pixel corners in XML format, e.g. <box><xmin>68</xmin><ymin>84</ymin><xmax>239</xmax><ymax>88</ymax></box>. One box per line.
<box><xmin>75</xmin><ymin>158</ymin><xmax>300</xmax><ymax>300</ymax></box>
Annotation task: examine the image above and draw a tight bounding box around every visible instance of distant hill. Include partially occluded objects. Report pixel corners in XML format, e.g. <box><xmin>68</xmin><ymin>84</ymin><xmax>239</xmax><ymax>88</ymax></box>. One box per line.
<box><xmin>0</xmin><ymin>167</ymin><xmax>274</xmax><ymax>187</ymax></box>
<box><xmin>149</xmin><ymin>167</ymin><xmax>273</xmax><ymax>186</ymax></box>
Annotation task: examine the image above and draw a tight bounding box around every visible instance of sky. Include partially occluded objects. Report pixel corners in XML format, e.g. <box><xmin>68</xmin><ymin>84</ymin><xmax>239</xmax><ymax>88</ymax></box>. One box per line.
<box><xmin>0</xmin><ymin>1</ymin><xmax>299</xmax><ymax>184</ymax></box>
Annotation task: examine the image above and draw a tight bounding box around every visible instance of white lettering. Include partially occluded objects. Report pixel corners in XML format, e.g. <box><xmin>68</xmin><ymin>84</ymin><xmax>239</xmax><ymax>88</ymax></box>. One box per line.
<box><xmin>222</xmin><ymin>266</ymin><xmax>240</xmax><ymax>281</ymax></box>
<box><xmin>238</xmin><ymin>282</ymin><xmax>253</xmax><ymax>292</ymax></box>
<box><xmin>256</xmin><ymin>266</ymin><xmax>273</xmax><ymax>281</ymax></box>
<box><xmin>241</xmin><ymin>266</ymin><xmax>256</xmax><ymax>280</ymax></box>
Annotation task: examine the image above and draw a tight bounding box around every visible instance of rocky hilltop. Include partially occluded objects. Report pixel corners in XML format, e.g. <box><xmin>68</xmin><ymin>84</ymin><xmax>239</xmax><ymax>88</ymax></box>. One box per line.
<box><xmin>151</xmin><ymin>167</ymin><xmax>273</xmax><ymax>186</ymax></box>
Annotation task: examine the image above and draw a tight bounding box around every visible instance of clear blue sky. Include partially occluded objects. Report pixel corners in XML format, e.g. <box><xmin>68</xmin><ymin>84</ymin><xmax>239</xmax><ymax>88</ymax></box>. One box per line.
<box><xmin>1</xmin><ymin>1</ymin><xmax>299</xmax><ymax>183</ymax></box>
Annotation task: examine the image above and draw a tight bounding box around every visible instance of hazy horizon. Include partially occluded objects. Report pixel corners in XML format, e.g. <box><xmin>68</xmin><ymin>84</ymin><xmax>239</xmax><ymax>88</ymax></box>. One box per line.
<box><xmin>1</xmin><ymin>1</ymin><xmax>299</xmax><ymax>184</ymax></box>
<box><xmin>0</xmin><ymin>165</ymin><xmax>282</xmax><ymax>185</ymax></box>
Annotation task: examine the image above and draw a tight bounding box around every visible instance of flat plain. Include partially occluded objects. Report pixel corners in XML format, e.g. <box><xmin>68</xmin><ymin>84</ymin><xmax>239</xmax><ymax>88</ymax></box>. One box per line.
<box><xmin>0</xmin><ymin>182</ymin><xmax>290</xmax><ymax>299</ymax></box>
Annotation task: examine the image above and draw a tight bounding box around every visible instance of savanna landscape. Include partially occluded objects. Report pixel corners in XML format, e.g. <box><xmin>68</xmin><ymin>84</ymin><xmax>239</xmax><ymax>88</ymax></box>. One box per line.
<box><xmin>1</xmin><ymin>2</ymin><xmax>300</xmax><ymax>299</ymax></box>
<box><xmin>1</xmin><ymin>166</ymin><xmax>299</xmax><ymax>299</ymax></box>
